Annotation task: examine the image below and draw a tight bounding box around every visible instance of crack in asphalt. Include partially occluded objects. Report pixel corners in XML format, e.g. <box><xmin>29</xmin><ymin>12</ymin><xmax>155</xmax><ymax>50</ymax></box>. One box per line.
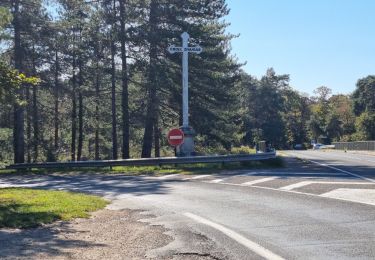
<box><xmin>174</xmin><ymin>252</ymin><xmax>225</xmax><ymax>260</ymax></box>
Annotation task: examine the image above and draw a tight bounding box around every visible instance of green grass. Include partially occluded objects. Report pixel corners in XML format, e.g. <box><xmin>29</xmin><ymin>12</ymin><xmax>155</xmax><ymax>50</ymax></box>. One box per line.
<box><xmin>111</xmin><ymin>157</ymin><xmax>284</xmax><ymax>175</ymax></box>
<box><xmin>0</xmin><ymin>188</ymin><xmax>108</xmax><ymax>228</ymax></box>
<box><xmin>0</xmin><ymin>157</ymin><xmax>284</xmax><ymax>176</ymax></box>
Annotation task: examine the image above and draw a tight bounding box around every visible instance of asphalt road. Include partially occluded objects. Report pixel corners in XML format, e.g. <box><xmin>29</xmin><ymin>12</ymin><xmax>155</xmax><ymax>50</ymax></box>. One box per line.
<box><xmin>283</xmin><ymin>150</ymin><xmax>375</xmax><ymax>181</ymax></box>
<box><xmin>1</xmin><ymin>151</ymin><xmax>375</xmax><ymax>259</ymax></box>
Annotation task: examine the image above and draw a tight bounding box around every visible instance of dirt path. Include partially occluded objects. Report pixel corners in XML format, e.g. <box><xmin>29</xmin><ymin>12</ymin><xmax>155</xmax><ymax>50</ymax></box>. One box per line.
<box><xmin>0</xmin><ymin>209</ymin><xmax>173</xmax><ymax>260</ymax></box>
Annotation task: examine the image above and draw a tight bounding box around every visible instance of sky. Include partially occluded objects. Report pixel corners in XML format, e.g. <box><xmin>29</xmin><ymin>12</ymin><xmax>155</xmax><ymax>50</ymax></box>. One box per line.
<box><xmin>225</xmin><ymin>0</ymin><xmax>375</xmax><ymax>95</ymax></box>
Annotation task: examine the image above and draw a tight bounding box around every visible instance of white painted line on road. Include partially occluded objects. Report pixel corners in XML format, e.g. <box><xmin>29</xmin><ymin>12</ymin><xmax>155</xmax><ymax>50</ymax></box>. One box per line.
<box><xmin>280</xmin><ymin>181</ymin><xmax>375</xmax><ymax>191</ymax></box>
<box><xmin>182</xmin><ymin>175</ymin><xmax>211</xmax><ymax>181</ymax></box>
<box><xmin>209</xmin><ymin>179</ymin><xmax>225</xmax><ymax>183</ymax></box>
<box><xmin>201</xmin><ymin>173</ymin><xmax>261</xmax><ymax>184</ymax></box>
<box><xmin>190</xmin><ymin>175</ymin><xmax>212</xmax><ymax>180</ymax></box>
<box><xmin>280</xmin><ymin>181</ymin><xmax>312</xmax><ymax>191</ymax></box>
<box><xmin>286</xmin><ymin>152</ymin><xmax>375</xmax><ymax>183</ymax></box>
<box><xmin>321</xmin><ymin>189</ymin><xmax>375</xmax><ymax>206</ymax></box>
<box><xmin>242</xmin><ymin>177</ymin><xmax>278</xmax><ymax>186</ymax></box>
<box><xmin>308</xmin><ymin>159</ymin><xmax>375</xmax><ymax>183</ymax></box>
<box><xmin>250</xmin><ymin>171</ymin><xmax>343</xmax><ymax>176</ymax></box>
<box><xmin>213</xmin><ymin>181</ymin><xmax>375</xmax><ymax>207</ymax></box>
<box><xmin>158</xmin><ymin>174</ymin><xmax>181</xmax><ymax>180</ymax></box>
<box><xmin>184</xmin><ymin>212</ymin><xmax>285</xmax><ymax>260</ymax></box>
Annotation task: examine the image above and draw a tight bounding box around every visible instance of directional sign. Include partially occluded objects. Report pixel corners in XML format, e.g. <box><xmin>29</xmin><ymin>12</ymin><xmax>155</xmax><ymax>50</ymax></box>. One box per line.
<box><xmin>167</xmin><ymin>32</ymin><xmax>203</xmax><ymax>156</ymax></box>
<box><xmin>167</xmin><ymin>128</ymin><xmax>184</xmax><ymax>146</ymax></box>
<box><xmin>184</xmin><ymin>46</ymin><xmax>202</xmax><ymax>53</ymax></box>
<box><xmin>167</xmin><ymin>45</ymin><xmax>203</xmax><ymax>54</ymax></box>
<box><xmin>167</xmin><ymin>45</ymin><xmax>183</xmax><ymax>54</ymax></box>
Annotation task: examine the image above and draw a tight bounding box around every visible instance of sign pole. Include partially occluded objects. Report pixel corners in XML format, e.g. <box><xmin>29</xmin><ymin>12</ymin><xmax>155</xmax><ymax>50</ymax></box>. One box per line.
<box><xmin>181</xmin><ymin>32</ymin><xmax>189</xmax><ymax>127</ymax></box>
<box><xmin>168</xmin><ymin>32</ymin><xmax>202</xmax><ymax>156</ymax></box>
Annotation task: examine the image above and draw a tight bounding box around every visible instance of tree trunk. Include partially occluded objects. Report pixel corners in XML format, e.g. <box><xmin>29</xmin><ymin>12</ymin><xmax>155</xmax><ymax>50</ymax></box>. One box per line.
<box><xmin>12</xmin><ymin>0</ymin><xmax>25</xmax><ymax>163</ymax></box>
<box><xmin>54</xmin><ymin>50</ymin><xmax>59</xmax><ymax>152</ymax></box>
<box><xmin>32</xmin><ymin>84</ymin><xmax>38</xmax><ymax>161</ymax></box>
<box><xmin>26</xmin><ymin>86</ymin><xmax>31</xmax><ymax>163</ymax></box>
<box><xmin>77</xmin><ymin>35</ymin><xmax>84</xmax><ymax>161</ymax></box>
<box><xmin>94</xmin><ymin>55</ymin><xmax>100</xmax><ymax>160</ymax></box>
<box><xmin>77</xmin><ymin>91</ymin><xmax>83</xmax><ymax>161</ymax></box>
<box><xmin>154</xmin><ymin>114</ymin><xmax>160</xmax><ymax>157</ymax></box>
<box><xmin>32</xmin><ymin>45</ymin><xmax>38</xmax><ymax>162</ymax></box>
<box><xmin>71</xmin><ymin>49</ymin><xmax>77</xmax><ymax>161</ymax></box>
<box><xmin>110</xmin><ymin>2</ymin><xmax>118</xmax><ymax>160</ymax></box>
<box><xmin>119</xmin><ymin>0</ymin><xmax>130</xmax><ymax>159</ymax></box>
<box><xmin>141</xmin><ymin>0</ymin><xmax>158</xmax><ymax>158</ymax></box>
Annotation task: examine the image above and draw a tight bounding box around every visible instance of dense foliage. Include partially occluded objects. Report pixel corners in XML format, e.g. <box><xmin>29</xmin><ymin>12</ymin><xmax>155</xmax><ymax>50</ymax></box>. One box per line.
<box><xmin>0</xmin><ymin>0</ymin><xmax>374</xmax><ymax>164</ymax></box>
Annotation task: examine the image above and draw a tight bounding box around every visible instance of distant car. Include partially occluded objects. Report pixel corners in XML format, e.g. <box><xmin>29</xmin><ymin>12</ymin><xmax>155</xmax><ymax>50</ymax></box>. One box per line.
<box><xmin>294</xmin><ymin>144</ymin><xmax>304</xmax><ymax>150</ymax></box>
<box><xmin>313</xmin><ymin>143</ymin><xmax>324</xmax><ymax>150</ymax></box>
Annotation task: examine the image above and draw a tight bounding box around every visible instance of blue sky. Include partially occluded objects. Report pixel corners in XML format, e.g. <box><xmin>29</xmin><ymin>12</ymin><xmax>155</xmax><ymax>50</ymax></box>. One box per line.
<box><xmin>225</xmin><ymin>0</ymin><xmax>375</xmax><ymax>95</ymax></box>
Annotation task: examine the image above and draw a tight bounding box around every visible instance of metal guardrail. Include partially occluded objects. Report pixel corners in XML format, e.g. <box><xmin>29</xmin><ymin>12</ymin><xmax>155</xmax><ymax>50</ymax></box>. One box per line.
<box><xmin>332</xmin><ymin>141</ymin><xmax>375</xmax><ymax>151</ymax></box>
<box><xmin>5</xmin><ymin>152</ymin><xmax>277</xmax><ymax>170</ymax></box>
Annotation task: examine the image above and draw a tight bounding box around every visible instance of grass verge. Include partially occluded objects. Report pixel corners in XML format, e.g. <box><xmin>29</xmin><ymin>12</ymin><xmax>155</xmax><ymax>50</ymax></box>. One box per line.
<box><xmin>111</xmin><ymin>157</ymin><xmax>284</xmax><ymax>175</ymax></box>
<box><xmin>0</xmin><ymin>157</ymin><xmax>284</xmax><ymax>176</ymax></box>
<box><xmin>0</xmin><ymin>188</ymin><xmax>108</xmax><ymax>229</ymax></box>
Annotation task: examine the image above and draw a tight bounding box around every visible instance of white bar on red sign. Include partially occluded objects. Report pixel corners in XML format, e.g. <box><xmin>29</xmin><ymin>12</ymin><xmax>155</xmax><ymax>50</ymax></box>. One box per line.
<box><xmin>170</xmin><ymin>136</ymin><xmax>183</xmax><ymax>140</ymax></box>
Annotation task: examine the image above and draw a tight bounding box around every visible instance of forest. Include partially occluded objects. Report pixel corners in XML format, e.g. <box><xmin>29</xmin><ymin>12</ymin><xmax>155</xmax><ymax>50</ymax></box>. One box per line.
<box><xmin>0</xmin><ymin>0</ymin><xmax>374</xmax><ymax>165</ymax></box>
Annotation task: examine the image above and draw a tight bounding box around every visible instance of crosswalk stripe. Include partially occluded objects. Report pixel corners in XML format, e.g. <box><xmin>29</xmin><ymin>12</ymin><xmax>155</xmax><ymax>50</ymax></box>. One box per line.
<box><xmin>321</xmin><ymin>188</ymin><xmax>375</xmax><ymax>206</ymax></box>
<box><xmin>280</xmin><ymin>181</ymin><xmax>312</xmax><ymax>191</ymax></box>
<box><xmin>280</xmin><ymin>181</ymin><xmax>375</xmax><ymax>191</ymax></box>
<box><xmin>191</xmin><ymin>174</ymin><xmax>211</xmax><ymax>180</ymax></box>
<box><xmin>241</xmin><ymin>177</ymin><xmax>278</xmax><ymax>186</ymax></box>
<box><xmin>158</xmin><ymin>174</ymin><xmax>180</xmax><ymax>180</ymax></box>
<box><xmin>183</xmin><ymin>175</ymin><xmax>211</xmax><ymax>180</ymax></box>
<box><xmin>210</xmin><ymin>179</ymin><xmax>225</xmax><ymax>183</ymax></box>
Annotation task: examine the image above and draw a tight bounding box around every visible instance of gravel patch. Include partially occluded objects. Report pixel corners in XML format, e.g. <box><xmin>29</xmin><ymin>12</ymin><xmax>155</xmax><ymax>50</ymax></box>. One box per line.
<box><xmin>0</xmin><ymin>209</ymin><xmax>173</xmax><ymax>260</ymax></box>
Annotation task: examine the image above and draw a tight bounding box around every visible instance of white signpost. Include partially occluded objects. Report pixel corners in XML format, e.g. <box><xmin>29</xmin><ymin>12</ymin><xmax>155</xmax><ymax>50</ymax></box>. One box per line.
<box><xmin>168</xmin><ymin>32</ymin><xmax>202</xmax><ymax>156</ymax></box>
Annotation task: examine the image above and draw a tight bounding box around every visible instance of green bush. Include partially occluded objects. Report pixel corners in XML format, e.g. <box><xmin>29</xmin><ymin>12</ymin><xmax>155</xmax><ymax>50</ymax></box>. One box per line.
<box><xmin>230</xmin><ymin>146</ymin><xmax>256</xmax><ymax>154</ymax></box>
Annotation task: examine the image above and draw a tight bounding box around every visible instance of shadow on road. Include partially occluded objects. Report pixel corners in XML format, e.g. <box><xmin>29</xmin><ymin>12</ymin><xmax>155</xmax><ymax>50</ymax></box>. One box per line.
<box><xmin>0</xmin><ymin>222</ymin><xmax>106</xmax><ymax>259</ymax></box>
<box><xmin>0</xmin><ymin>174</ymin><xmax>174</xmax><ymax>198</ymax></box>
<box><xmin>283</xmin><ymin>155</ymin><xmax>375</xmax><ymax>180</ymax></box>
<box><xmin>0</xmin><ymin>202</ymin><xmax>61</xmax><ymax>229</ymax></box>
<box><xmin>0</xmin><ymin>173</ymin><xmax>172</xmax><ymax>259</ymax></box>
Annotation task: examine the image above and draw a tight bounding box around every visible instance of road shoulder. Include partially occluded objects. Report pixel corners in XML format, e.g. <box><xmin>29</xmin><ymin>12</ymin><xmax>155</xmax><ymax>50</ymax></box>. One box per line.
<box><xmin>0</xmin><ymin>209</ymin><xmax>173</xmax><ymax>260</ymax></box>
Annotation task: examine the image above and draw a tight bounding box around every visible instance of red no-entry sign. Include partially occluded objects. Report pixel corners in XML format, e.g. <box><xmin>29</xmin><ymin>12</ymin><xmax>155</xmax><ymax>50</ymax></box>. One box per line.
<box><xmin>167</xmin><ymin>128</ymin><xmax>184</xmax><ymax>146</ymax></box>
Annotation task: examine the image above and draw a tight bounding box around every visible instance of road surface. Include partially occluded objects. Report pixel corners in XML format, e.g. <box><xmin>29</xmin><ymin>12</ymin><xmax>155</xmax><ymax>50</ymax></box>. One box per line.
<box><xmin>1</xmin><ymin>150</ymin><xmax>374</xmax><ymax>259</ymax></box>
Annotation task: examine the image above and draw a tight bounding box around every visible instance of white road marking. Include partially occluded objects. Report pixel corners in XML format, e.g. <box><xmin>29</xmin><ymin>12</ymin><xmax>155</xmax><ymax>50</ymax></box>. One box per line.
<box><xmin>191</xmin><ymin>174</ymin><xmax>211</xmax><ymax>180</ymax></box>
<box><xmin>203</xmin><ymin>171</ymin><xmax>343</xmax><ymax>186</ymax></box>
<box><xmin>280</xmin><ymin>181</ymin><xmax>375</xmax><ymax>191</ymax></box>
<box><xmin>249</xmin><ymin>171</ymin><xmax>343</xmax><ymax>176</ymax></box>
<box><xmin>209</xmin><ymin>179</ymin><xmax>225</xmax><ymax>183</ymax></box>
<box><xmin>202</xmin><ymin>172</ymin><xmax>261</xmax><ymax>184</ymax></box>
<box><xmin>286</xmin><ymin>152</ymin><xmax>375</xmax><ymax>183</ymax></box>
<box><xmin>184</xmin><ymin>212</ymin><xmax>285</xmax><ymax>260</ymax></box>
<box><xmin>158</xmin><ymin>174</ymin><xmax>180</xmax><ymax>180</ymax></box>
<box><xmin>308</xmin><ymin>159</ymin><xmax>375</xmax><ymax>183</ymax></box>
<box><xmin>183</xmin><ymin>175</ymin><xmax>211</xmax><ymax>180</ymax></box>
<box><xmin>280</xmin><ymin>181</ymin><xmax>312</xmax><ymax>191</ymax></box>
<box><xmin>321</xmin><ymin>189</ymin><xmax>375</xmax><ymax>206</ymax></box>
<box><xmin>213</xmin><ymin>182</ymin><xmax>375</xmax><ymax>207</ymax></box>
<box><xmin>242</xmin><ymin>177</ymin><xmax>278</xmax><ymax>186</ymax></box>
